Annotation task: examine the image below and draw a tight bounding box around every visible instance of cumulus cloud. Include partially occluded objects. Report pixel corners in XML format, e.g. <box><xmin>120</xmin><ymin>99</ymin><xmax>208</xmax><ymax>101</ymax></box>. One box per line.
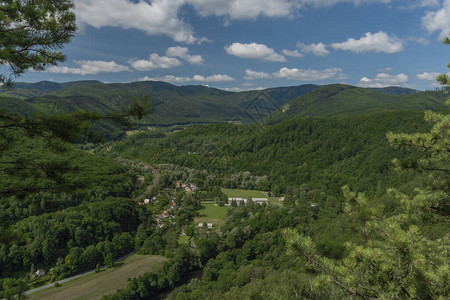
<box><xmin>225</xmin><ymin>43</ymin><xmax>286</xmax><ymax>62</ymax></box>
<box><xmin>417</xmin><ymin>71</ymin><xmax>441</xmax><ymax>81</ymax></box>
<box><xmin>358</xmin><ymin>73</ymin><xmax>409</xmax><ymax>87</ymax></box>
<box><xmin>221</xmin><ymin>86</ymin><xmax>266</xmax><ymax>92</ymax></box>
<box><xmin>189</xmin><ymin>0</ymin><xmax>394</xmax><ymax>20</ymax></box>
<box><xmin>74</xmin><ymin>0</ymin><xmax>397</xmax><ymax>43</ymax></box>
<box><xmin>273</xmin><ymin>67</ymin><xmax>346</xmax><ymax>81</ymax></box>
<box><xmin>300</xmin><ymin>0</ymin><xmax>392</xmax><ymax>7</ymax></box>
<box><xmin>244</xmin><ymin>69</ymin><xmax>272</xmax><ymax>80</ymax></box>
<box><xmin>296</xmin><ymin>42</ymin><xmax>330</xmax><ymax>57</ymax></box>
<box><xmin>129</xmin><ymin>54</ymin><xmax>182</xmax><ymax>71</ymax></box>
<box><xmin>407</xmin><ymin>36</ymin><xmax>430</xmax><ymax>45</ymax></box>
<box><xmin>378</xmin><ymin>67</ymin><xmax>392</xmax><ymax>72</ymax></box>
<box><xmin>422</xmin><ymin>0</ymin><xmax>450</xmax><ymax>40</ymax></box>
<box><xmin>193</xmin><ymin>74</ymin><xmax>235</xmax><ymax>82</ymax></box>
<box><xmin>45</xmin><ymin>60</ymin><xmax>131</xmax><ymax>75</ymax></box>
<box><xmin>331</xmin><ymin>32</ymin><xmax>404</xmax><ymax>53</ymax></box>
<box><xmin>188</xmin><ymin>0</ymin><xmax>296</xmax><ymax>20</ymax></box>
<box><xmin>139</xmin><ymin>74</ymin><xmax>235</xmax><ymax>83</ymax></box>
<box><xmin>166</xmin><ymin>46</ymin><xmax>204</xmax><ymax>65</ymax></box>
<box><xmin>282</xmin><ymin>49</ymin><xmax>304</xmax><ymax>58</ymax></box>
<box><xmin>74</xmin><ymin>0</ymin><xmax>202</xmax><ymax>44</ymax></box>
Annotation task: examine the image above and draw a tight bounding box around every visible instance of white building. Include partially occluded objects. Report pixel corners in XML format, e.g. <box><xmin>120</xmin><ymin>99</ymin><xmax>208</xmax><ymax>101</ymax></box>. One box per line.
<box><xmin>227</xmin><ymin>197</ymin><xmax>248</xmax><ymax>205</ymax></box>
<box><xmin>252</xmin><ymin>198</ymin><xmax>269</xmax><ymax>205</ymax></box>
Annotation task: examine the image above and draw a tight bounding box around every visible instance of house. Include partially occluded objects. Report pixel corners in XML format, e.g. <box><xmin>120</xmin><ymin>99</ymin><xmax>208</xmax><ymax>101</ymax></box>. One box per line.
<box><xmin>33</xmin><ymin>269</ymin><xmax>46</xmax><ymax>278</ymax></box>
<box><xmin>252</xmin><ymin>198</ymin><xmax>269</xmax><ymax>205</ymax></box>
<box><xmin>279</xmin><ymin>197</ymin><xmax>285</xmax><ymax>202</ymax></box>
<box><xmin>207</xmin><ymin>223</ymin><xmax>213</xmax><ymax>228</ymax></box>
<box><xmin>144</xmin><ymin>198</ymin><xmax>150</xmax><ymax>204</ymax></box>
<box><xmin>228</xmin><ymin>197</ymin><xmax>248</xmax><ymax>205</ymax></box>
<box><xmin>198</xmin><ymin>223</ymin><xmax>204</xmax><ymax>228</ymax></box>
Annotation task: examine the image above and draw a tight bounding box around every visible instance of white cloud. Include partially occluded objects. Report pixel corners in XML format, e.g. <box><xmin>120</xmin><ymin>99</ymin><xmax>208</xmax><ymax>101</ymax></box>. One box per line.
<box><xmin>300</xmin><ymin>0</ymin><xmax>392</xmax><ymax>7</ymax></box>
<box><xmin>244</xmin><ymin>69</ymin><xmax>272</xmax><ymax>80</ymax></box>
<box><xmin>187</xmin><ymin>0</ymin><xmax>296</xmax><ymax>20</ymax></box>
<box><xmin>417</xmin><ymin>71</ymin><xmax>441</xmax><ymax>81</ymax></box>
<box><xmin>332</xmin><ymin>32</ymin><xmax>404</xmax><ymax>53</ymax></box>
<box><xmin>297</xmin><ymin>42</ymin><xmax>330</xmax><ymax>57</ymax></box>
<box><xmin>74</xmin><ymin>0</ymin><xmax>202</xmax><ymax>44</ymax></box>
<box><xmin>422</xmin><ymin>0</ymin><xmax>450</xmax><ymax>40</ymax></box>
<box><xmin>221</xmin><ymin>86</ymin><xmax>266</xmax><ymax>92</ymax></box>
<box><xmin>418</xmin><ymin>0</ymin><xmax>440</xmax><ymax>7</ymax></box>
<box><xmin>139</xmin><ymin>75</ymin><xmax>191</xmax><ymax>83</ymax></box>
<box><xmin>273</xmin><ymin>67</ymin><xmax>346</xmax><ymax>81</ymax></box>
<box><xmin>129</xmin><ymin>54</ymin><xmax>182</xmax><ymax>71</ymax></box>
<box><xmin>399</xmin><ymin>0</ymin><xmax>440</xmax><ymax>10</ymax></box>
<box><xmin>166</xmin><ymin>46</ymin><xmax>204</xmax><ymax>65</ymax></box>
<box><xmin>139</xmin><ymin>74</ymin><xmax>235</xmax><ymax>83</ymax></box>
<box><xmin>282</xmin><ymin>49</ymin><xmax>304</xmax><ymax>58</ymax></box>
<box><xmin>46</xmin><ymin>60</ymin><xmax>131</xmax><ymax>75</ymax></box>
<box><xmin>407</xmin><ymin>36</ymin><xmax>430</xmax><ymax>45</ymax></box>
<box><xmin>378</xmin><ymin>67</ymin><xmax>392</xmax><ymax>72</ymax></box>
<box><xmin>225</xmin><ymin>43</ymin><xmax>286</xmax><ymax>62</ymax></box>
<box><xmin>74</xmin><ymin>0</ymin><xmax>396</xmax><ymax>43</ymax></box>
<box><xmin>193</xmin><ymin>74</ymin><xmax>235</xmax><ymax>82</ymax></box>
<box><xmin>358</xmin><ymin>72</ymin><xmax>409</xmax><ymax>87</ymax></box>
<box><xmin>188</xmin><ymin>0</ymin><xmax>394</xmax><ymax>20</ymax></box>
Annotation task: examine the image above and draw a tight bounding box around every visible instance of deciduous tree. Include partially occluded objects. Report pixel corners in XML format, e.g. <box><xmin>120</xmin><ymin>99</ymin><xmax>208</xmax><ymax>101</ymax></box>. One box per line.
<box><xmin>284</xmin><ymin>36</ymin><xmax>449</xmax><ymax>299</ymax></box>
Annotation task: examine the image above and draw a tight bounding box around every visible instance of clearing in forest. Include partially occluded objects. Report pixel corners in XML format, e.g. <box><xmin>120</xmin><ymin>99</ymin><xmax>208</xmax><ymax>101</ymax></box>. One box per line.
<box><xmin>195</xmin><ymin>203</ymin><xmax>229</xmax><ymax>227</ymax></box>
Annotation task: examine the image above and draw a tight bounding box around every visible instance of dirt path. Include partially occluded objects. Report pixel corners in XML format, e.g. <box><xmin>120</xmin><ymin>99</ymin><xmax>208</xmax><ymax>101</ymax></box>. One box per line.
<box><xmin>134</xmin><ymin>164</ymin><xmax>160</xmax><ymax>202</ymax></box>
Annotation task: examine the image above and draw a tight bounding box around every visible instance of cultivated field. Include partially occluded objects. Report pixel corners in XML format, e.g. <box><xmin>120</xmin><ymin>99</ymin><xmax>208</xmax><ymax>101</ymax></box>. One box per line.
<box><xmin>28</xmin><ymin>255</ymin><xmax>167</xmax><ymax>300</ymax></box>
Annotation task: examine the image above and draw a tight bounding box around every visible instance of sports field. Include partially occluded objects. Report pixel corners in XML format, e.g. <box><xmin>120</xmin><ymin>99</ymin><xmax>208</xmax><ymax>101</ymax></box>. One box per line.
<box><xmin>194</xmin><ymin>203</ymin><xmax>229</xmax><ymax>227</ymax></box>
<box><xmin>28</xmin><ymin>255</ymin><xmax>167</xmax><ymax>300</ymax></box>
<box><xmin>221</xmin><ymin>188</ymin><xmax>267</xmax><ymax>199</ymax></box>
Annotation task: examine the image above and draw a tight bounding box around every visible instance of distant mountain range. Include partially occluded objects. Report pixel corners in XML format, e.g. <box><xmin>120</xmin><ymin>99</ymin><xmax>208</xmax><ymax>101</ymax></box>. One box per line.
<box><xmin>0</xmin><ymin>80</ymin><xmax>446</xmax><ymax>138</ymax></box>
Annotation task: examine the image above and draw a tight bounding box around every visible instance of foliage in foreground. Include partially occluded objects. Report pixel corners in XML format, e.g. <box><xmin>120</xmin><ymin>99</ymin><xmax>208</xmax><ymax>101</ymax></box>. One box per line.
<box><xmin>285</xmin><ymin>103</ymin><xmax>449</xmax><ymax>299</ymax></box>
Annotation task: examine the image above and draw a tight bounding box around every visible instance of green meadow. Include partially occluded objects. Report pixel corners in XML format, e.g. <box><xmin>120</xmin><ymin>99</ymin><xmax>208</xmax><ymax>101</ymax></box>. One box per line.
<box><xmin>28</xmin><ymin>255</ymin><xmax>167</xmax><ymax>300</ymax></box>
<box><xmin>194</xmin><ymin>203</ymin><xmax>229</xmax><ymax>227</ymax></box>
<box><xmin>221</xmin><ymin>188</ymin><xmax>267</xmax><ymax>199</ymax></box>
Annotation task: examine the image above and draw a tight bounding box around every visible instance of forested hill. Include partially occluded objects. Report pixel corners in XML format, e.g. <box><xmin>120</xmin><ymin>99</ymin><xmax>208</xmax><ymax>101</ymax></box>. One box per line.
<box><xmin>265</xmin><ymin>84</ymin><xmax>447</xmax><ymax>124</ymax></box>
<box><xmin>1</xmin><ymin>80</ymin><xmax>445</xmax><ymax>139</ymax></box>
<box><xmin>0</xmin><ymin>81</ymin><xmax>318</xmax><ymax>127</ymax></box>
<box><xmin>112</xmin><ymin>110</ymin><xmax>433</xmax><ymax>199</ymax></box>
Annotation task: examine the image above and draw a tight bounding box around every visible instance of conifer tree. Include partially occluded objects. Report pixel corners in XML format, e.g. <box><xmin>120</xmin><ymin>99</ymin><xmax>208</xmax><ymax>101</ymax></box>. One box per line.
<box><xmin>0</xmin><ymin>0</ymin><xmax>76</xmax><ymax>85</ymax></box>
<box><xmin>285</xmin><ymin>36</ymin><xmax>449</xmax><ymax>299</ymax></box>
<box><xmin>0</xmin><ymin>1</ymin><xmax>151</xmax><ymax>197</ymax></box>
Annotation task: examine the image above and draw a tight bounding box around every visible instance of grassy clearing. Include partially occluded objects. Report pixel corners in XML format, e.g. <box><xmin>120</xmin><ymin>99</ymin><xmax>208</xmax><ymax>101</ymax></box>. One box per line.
<box><xmin>221</xmin><ymin>188</ymin><xmax>267</xmax><ymax>199</ymax></box>
<box><xmin>194</xmin><ymin>203</ymin><xmax>229</xmax><ymax>227</ymax></box>
<box><xmin>268</xmin><ymin>197</ymin><xmax>283</xmax><ymax>206</ymax></box>
<box><xmin>28</xmin><ymin>255</ymin><xmax>167</xmax><ymax>300</ymax></box>
<box><xmin>178</xmin><ymin>234</ymin><xmax>190</xmax><ymax>244</ymax></box>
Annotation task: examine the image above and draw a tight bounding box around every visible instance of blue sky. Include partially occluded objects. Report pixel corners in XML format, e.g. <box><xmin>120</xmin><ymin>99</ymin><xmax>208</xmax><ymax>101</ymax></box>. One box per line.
<box><xmin>9</xmin><ymin>0</ymin><xmax>450</xmax><ymax>91</ymax></box>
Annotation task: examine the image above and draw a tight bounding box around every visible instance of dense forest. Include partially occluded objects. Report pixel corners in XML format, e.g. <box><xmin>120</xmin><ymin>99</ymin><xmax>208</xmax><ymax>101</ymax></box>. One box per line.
<box><xmin>1</xmin><ymin>82</ymin><xmax>448</xmax><ymax>298</ymax></box>
<box><xmin>1</xmin><ymin>1</ymin><xmax>448</xmax><ymax>299</ymax></box>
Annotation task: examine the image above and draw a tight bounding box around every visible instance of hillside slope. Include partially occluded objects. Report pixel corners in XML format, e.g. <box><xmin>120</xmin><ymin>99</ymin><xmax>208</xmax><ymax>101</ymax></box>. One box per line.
<box><xmin>0</xmin><ymin>81</ymin><xmax>318</xmax><ymax>127</ymax></box>
<box><xmin>265</xmin><ymin>84</ymin><xmax>447</xmax><ymax>124</ymax></box>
